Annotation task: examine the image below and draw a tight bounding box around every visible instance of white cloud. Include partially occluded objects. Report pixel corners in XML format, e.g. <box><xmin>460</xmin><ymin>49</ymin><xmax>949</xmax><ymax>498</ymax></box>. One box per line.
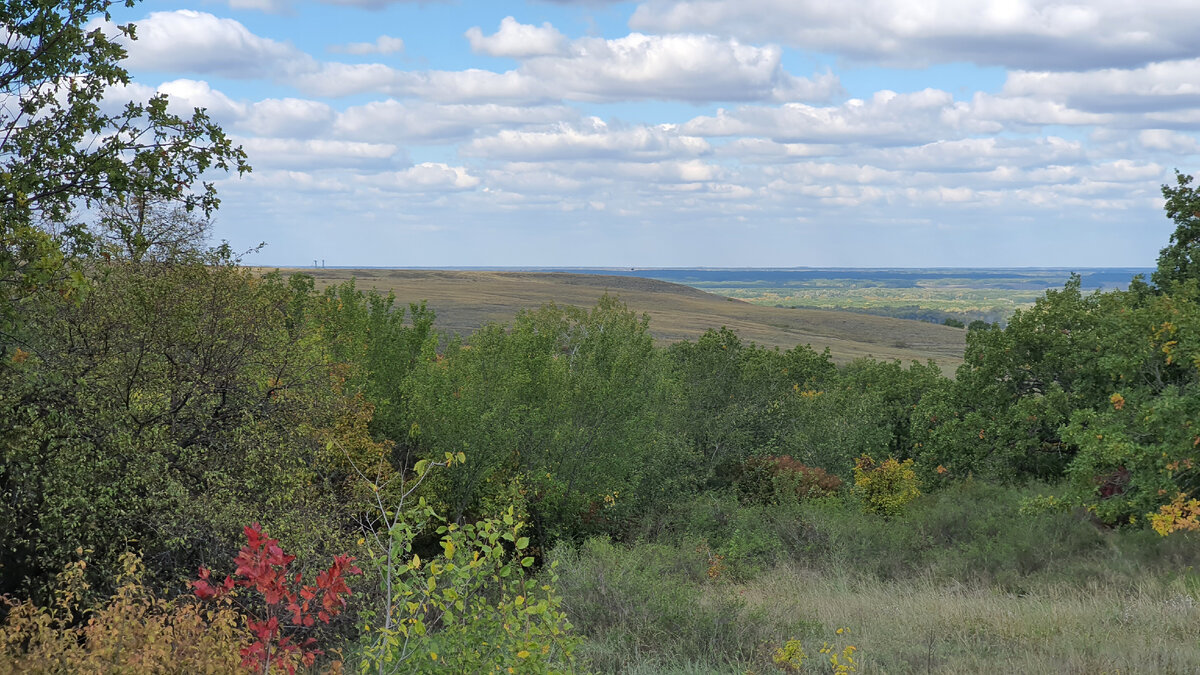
<box><xmin>1004</xmin><ymin>59</ymin><xmax>1200</xmax><ymax>112</ymax></box>
<box><xmin>333</xmin><ymin>100</ymin><xmax>576</xmax><ymax>143</ymax></box>
<box><xmin>630</xmin><ymin>0</ymin><xmax>1200</xmax><ymax>70</ymax></box>
<box><xmin>243</xmin><ymin>98</ymin><xmax>336</xmax><ymax>138</ymax></box>
<box><xmin>520</xmin><ymin>33</ymin><xmax>839</xmax><ymax>103</ymax></box>
<box><xmin>466</xmin><ymin>17</ymin><xmax>567</xmax><ymax>58</ymax></box>
<box><xmin>1137</xmin><ymin>129</ymin><xmax>1200</xmax><ymax>155</ymax></box>
<box><xmin>125</xmin><ymin>10</ymin><xmax>311</xmax><ymax>79</ymax></box>
<box><xmin>329</xmin><ymin>35</ymin><xmax>405</xmax><ymax>55</ymax></box>
<box><xmin>237</xmin><ymin>137</ymin><xmax>401</xmax><ymax>169</ymax></box>
<box><xmin>682</xmin><ymin>89</ymin><xmax>963</xmax><ymax>145</ymax></box>
<box><xmin>462</xmin><ymin>119</ymin><xmax>711</xmax><ymax>161</ymax></box>
<box><xmin>380</xmin><ymin>163</ymin><xmax>481</xmax><ymax>191</ymax></box>
<box><xmin>126</xmin><ymin>11</ymin><xmax>838</xmax><ymax>105</ymax></box>
<box><xmin>155</xmin><ymin>79</ymin><xmax>246</xmax><ymax>120</ymax></box>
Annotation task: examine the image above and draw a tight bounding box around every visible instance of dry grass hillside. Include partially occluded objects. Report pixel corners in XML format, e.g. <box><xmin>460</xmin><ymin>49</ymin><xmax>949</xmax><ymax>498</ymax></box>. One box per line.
<box><xmin>271</xmin><ymin>268</ymin><xmax>967</xmax><ymax>371</ymax></box>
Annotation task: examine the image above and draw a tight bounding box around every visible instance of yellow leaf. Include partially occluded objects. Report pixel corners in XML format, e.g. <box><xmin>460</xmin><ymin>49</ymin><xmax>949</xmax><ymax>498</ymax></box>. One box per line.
<box><xmin>517</xmin><ymin>650</ymin><xmax>530</xmax><ymax>659</ymax></box>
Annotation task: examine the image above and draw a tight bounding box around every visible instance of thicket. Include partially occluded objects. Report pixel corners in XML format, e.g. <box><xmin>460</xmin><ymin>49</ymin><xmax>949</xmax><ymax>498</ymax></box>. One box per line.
<box><xmin>3</xmin><ymin>3</ymin><xmax>1200</xmax><ymax>671</ymax></box>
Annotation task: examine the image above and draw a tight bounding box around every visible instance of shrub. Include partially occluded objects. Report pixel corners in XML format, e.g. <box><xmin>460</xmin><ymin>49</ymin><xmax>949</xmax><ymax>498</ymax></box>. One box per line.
<box><xmin>357</xmin><ymin>507</ymin><xmax>578</xmax><ymax>674</ymax></box>
<box><xmin>0</xmin><ymin>552</ymin><xmax>247</xmax><ymax>673</ymax></box>
<box><xmin>736</xmin><ymin>455</ymin><xmax>842</xmax><ymax>505</ymax></box>
<box><xmin>852</xmin><ymin>455</ymin><xmax>921</xmax><ymax>516</ymax></box>
<box><xmin>192</xmin><ymin>522</ymin><xmax>362</xmax><ymax>674</ymax></box>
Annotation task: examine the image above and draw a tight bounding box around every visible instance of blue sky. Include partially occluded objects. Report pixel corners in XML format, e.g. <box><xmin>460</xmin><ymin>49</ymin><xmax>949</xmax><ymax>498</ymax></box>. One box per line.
<box><xmin>105</xmin><ymin>0</ymin><xmax>1200</xmax><ymax>267</ymax></box>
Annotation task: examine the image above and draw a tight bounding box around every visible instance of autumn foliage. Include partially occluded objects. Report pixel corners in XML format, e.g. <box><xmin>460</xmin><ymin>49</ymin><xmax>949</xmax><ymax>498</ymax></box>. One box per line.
<box><xmin>193</xmin><ymin>523</ymin><xmax>362</xmax><ymax>674</ymax></box>
<box><xmin>736</xmin><ymin>455</ymin><xmax>843</xmax><ymax>505</ymax></box>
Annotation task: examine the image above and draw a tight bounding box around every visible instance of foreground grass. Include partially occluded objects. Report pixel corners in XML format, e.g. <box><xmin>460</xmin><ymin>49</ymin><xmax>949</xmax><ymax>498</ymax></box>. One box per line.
<box><xmin>552</xmin><ymin>482</ymin><xmax>1200</xmax><ymax>674</ymax></box>
<box><xmin>738</xmin><ymin>568</ymin><xmax>1199</xmax><ymax>674</ymax></box>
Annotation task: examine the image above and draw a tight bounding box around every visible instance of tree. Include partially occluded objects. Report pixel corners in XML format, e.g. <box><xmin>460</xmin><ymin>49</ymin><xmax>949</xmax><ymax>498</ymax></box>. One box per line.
<box><xmin>0</xmin><ymin>0</ymin><xmax>248</xmax><ymax>322</ymax></box>
<box><xmin>1152</xmin><ymin>170</ymin><xmax>1200</xmax><ymax>289</ymax></box>
<box><xmin>95</xmin><ymin>194</ymin><xmax>212</xmax><ymax>262</ymax></box>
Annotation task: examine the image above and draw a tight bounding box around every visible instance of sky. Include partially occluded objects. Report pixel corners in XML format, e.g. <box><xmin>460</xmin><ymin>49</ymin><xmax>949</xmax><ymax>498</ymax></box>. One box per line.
<box><xmin>103</xmin><ymin>0</ymin><xmax>1200</xmax><ymax>268</ymax></box>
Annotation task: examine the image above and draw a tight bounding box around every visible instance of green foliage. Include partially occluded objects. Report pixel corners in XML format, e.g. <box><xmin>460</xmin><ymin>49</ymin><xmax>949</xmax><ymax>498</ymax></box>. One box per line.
<box><xmin>405</xmin><ymin>296</ymin><xmax>690</xmax><ymax>546</ymax></box>
<box><xmin>0</xmin><ymin>260</ymin><xmax>364</xmax><ymax>600</ymax></box>
<box><xmin>667</xmin><ymin>328</ymin><xmax>836</xmax><ymax>482</ymax></box>
<box><xmin>914</xmin><ymin>275</ymin><xmax>1113</xmax><ymax>481</ymax></box>
<box><xmin>358</xmin><ymin>507</ymin><xmax>578</xmax><ymax>674</ymax></box>
<box><xmin>851</xmin><ymin>455</ymin><xmax>921</xmax><ymax>517</ymax></box>
<box><xmin>0</xmin><ymin>0</ymin><xmax>248</xmax><ymax>323</ymax></box>
<box><xmin>1153</xmin><ymin>170</ymin><xmax>1200</xmax><ymax>289</ymax></box>
<box><xmin>1057</xmin><ymin>282</ymin><xmax>1200</xmax><ymax>526</ymax></box>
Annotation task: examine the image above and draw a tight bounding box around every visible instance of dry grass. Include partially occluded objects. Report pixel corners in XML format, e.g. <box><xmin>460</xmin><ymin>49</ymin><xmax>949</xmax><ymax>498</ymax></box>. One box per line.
<box><xmin>737</xmin><ymin>565</ymin><xmax>1200</xmax><ymax>674</ymax></box>
<box><xmin>265</xmin><ymin>268</ymin><xmax>966</xmax><ymax>370</ymax></box>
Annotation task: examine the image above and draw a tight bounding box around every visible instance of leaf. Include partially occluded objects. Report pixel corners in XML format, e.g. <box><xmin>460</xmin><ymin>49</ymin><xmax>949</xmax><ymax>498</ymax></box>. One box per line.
<box><xmin>521</xmin><ymin>557</ymin><xmax>534</xmax><ymax>567</ymax></box>
<box><xmin>516</xmin><ymin>537</ymin><xmax>529</xmax><ymax>550</ymax></box>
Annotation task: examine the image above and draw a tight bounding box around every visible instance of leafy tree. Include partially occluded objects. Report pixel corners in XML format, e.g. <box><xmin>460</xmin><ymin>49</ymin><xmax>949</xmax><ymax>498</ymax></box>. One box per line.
<box><xmin>0</xmin><ymin>0</ymin><xmax>248</xmax><ymax>324</ymax></box>
<box><xmin>0</xmin><ymin>261</ymin><xmax>369</xmax><ymax>600</ymax></box>
<box><xmin>667</xmin><ymin>328</ymin><xmax>836</xmax><ymax>483</ymax></box>
<box><xmin>1153</xmin><ymin>170</ymin><xmax>1200</xmax><ymax>289</ymax></box>
<box><xmin>95</xmin><ymin>195</ymin><xmax>213</xmax><ymax>262</ymax></box>
<box><xmin>913</xmin><ymin>276</ymin><xmax>1113</xmax><ymax>481</ymax></box>
<box><xmin>405</xmin><ymin>297</ymin><xmax>687</xmax><ymax>545</ymax></box>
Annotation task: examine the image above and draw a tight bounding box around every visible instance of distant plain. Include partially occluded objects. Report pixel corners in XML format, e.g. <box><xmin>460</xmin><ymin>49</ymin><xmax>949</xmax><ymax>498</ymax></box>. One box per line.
<box><xmin>272</xmin><ymin>267</ymin><xmax>970</xmax><ymax>372</ymax></box>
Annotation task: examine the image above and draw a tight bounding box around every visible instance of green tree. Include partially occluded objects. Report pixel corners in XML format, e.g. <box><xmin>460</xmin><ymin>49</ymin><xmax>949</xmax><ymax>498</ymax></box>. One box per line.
<box><xmin>0</xmin><ymin>0</ymin><xmax>248</xmax><ymax>324</ymax></box>
<box><xmin>0</xmin><ymin>262</ymin><xmax>369</xmax><ymax>600</ymax></box>
<box><xmin>913</xmin><ymin>276</ymin><xmax>1113</xmax><ymax>481</ymax></box>
<box><xmin>1153</xmin><ymin>170</ymin><xmax>1200</xmax><ymax>289</ymax></box>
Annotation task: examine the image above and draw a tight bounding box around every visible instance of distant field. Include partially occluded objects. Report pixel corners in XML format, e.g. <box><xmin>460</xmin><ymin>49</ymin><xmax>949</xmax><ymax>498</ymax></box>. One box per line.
<box><xmin>269</xmin><ymin>268</ymin><xmax>968</xmax><ymax>372</ymax></box>
<box><xmin>528</xmin><ymin>267</ymin><xmax>1152</xmax><ymax>325</ymax></box>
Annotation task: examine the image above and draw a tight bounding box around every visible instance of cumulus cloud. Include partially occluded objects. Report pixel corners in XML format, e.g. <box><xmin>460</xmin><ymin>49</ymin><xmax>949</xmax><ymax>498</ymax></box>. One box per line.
<box><xmin>237</xmin><ymin>137</ymin><xmax>401</xmax><ymax>169</ymax></box>
<box><xmin>466</xmin><ymin>17</ymin><xmax>567</xmax><ymax>58</ymax></box>
<box><xmin>329</xmin><ymin>35</ymin><xmax>405</xmax><ymax>55</ymax></box>
<box><xmin>124</xmin><ymin>10</ymin><xmax>312</xmax><ymax>79</ymax></box>
<box><xmin>462</xmin><ymin>119</ymin><xmax>711</xmax><ymax>161</ymax></box>
<box><xmin>520</xmin><ymin>33</ymin><xmax>839</xmax><ymax>103</ymax></box>
<box><xmin>380</xmin><ymin>164</ymin><xmax>481</xmax><ymax>191</ymax></box>
<box><xmin>1137</xmin><ymin>129</ymin><xmax>1200</xmax><ymax>154</ymax></box>
<box><xmin>682</xmin><ymin>89</ymin><xmax>963</xmax><ymax>145</ymax></box>
<box><xmin>131</xmin><ymin>11</ymin><xmax>837</xmax><ymax>105</ymax></box>
<box><xmin>630</xmin><ymin>0</ymin><xmax>1200</xmax><ymax>70</ymax></box>
<box><xmin>1004</xmin><ymin>59</ymin><xmax>1200</xmax><ymax>112</ymax></box>
<box><xmin>243</xmin><ymin>98</ymin><xmax>336</xmax><ymax>138</ymax></box>
<box><xmin>333</xmin><ymin>100</ymin><xmax>576</xmax><ymax>143</ymax></box>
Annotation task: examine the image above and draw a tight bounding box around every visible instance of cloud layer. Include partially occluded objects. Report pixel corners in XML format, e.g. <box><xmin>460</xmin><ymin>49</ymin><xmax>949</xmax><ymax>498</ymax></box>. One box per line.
<box><xmin>109</xmin><ymin>2</ymin><xmax>1200</xmax><ymax>266</ymax></box>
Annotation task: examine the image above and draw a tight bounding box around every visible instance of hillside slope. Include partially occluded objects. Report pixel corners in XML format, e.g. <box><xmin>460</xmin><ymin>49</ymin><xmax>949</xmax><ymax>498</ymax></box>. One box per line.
<box><xmin>275</xmin><ymin>268</ymin><xmax>967</xmax><ymax>371</ymax></box>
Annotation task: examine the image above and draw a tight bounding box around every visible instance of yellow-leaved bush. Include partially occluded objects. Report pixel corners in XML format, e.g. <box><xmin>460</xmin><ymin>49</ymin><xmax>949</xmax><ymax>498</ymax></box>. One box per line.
<box><xmin>0</xmin><ymin>552</ymin><xmax>248</xmax><ymax>673</ymax></box>
<box><xmin>852</xmin><ymin>455</ymin><xmax>921</xmax><ymax>516</ymax></box>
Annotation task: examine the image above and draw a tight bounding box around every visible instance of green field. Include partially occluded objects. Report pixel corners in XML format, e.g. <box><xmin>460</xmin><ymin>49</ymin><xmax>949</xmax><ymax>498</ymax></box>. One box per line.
<box><xmin>653</xmin><ymin>268</ymin><xmax>1152</xmax><ymax>325</ymax></box>
<box><xmin>709</xmin><ymin>284</ymin><xmax>1042</xmax><ymax>324</ymax></box>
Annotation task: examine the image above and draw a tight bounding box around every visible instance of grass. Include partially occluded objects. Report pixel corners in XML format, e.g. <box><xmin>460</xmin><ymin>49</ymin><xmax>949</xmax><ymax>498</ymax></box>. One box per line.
<box><xmin>551</xmin><ymin>482</ymin><xmax>1200</xmax><ymax>673</ymax></box>
<box><xmin>263</xmin><ymin>268</ymin><xmax>967</xmax><ymax>371</ymax></box>
<box><xmin>736</xmin><ymin>568</ymin><xmax>1200</xmax><ymax>674</ymax></box>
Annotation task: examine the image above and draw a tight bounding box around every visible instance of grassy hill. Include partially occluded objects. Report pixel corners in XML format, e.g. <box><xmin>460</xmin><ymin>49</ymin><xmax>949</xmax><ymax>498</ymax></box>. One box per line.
<box><xmin>274</xmin><ymin>268</ymin><xmax>967</xmax><ymax>371</ymax></box>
